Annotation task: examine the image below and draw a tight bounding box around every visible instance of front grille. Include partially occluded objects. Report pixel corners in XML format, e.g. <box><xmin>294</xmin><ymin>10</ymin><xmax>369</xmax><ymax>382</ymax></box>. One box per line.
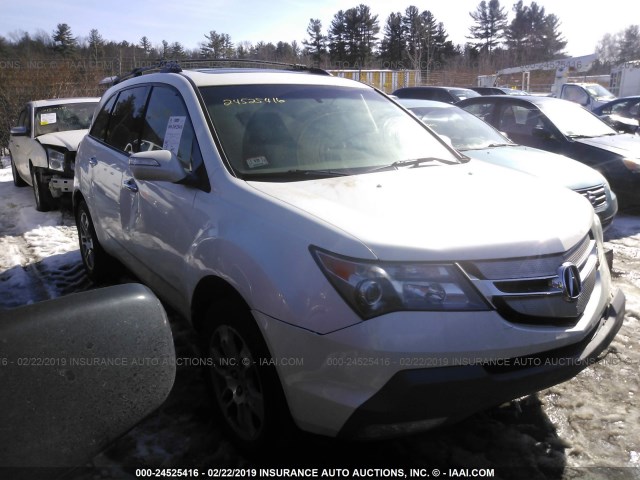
<box><xmin>575</xmin><ymin>185</ymin><xmax>607</xmax><ymax>210</ymax></box>
<box><xmin>461</xmin><ymin>234</ymin><xmax>599</xmax><ymax>326</ymax></box>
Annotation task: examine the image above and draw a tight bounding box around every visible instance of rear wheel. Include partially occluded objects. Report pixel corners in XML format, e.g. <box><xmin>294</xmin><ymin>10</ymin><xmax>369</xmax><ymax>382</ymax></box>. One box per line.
<box><xmin>10</xmin><ymin>153</ymin><xmax>27</xmax><ymax>187</ymax></box>
<box><xmin>203</xmin><ymin>303</ymin><xmax>294</xmax><ymax>453</ymax></box>
<box><xmin>76</xmin><ymin>200</ymin><xmax>114</xmax><ymax>282</ymax></box>
<box><xmin>31</xmin><ymin>167</ymin><xmax>55</xmax><ymax>212</ymax></box>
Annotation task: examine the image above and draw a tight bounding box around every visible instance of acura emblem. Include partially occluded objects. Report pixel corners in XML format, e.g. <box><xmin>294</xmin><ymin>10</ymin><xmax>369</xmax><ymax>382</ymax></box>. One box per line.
<box><xmin>557</xmin><ymin>262</ymin><xmax>582</xmax><ymax>302</ymax></box>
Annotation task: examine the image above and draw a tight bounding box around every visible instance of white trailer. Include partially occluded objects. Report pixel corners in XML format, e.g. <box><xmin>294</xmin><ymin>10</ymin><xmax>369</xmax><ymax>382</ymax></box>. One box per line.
<box><xmin>610</xmin><ymin>60</ymin><xmax>640</xmax><ymax>97</ymax></box>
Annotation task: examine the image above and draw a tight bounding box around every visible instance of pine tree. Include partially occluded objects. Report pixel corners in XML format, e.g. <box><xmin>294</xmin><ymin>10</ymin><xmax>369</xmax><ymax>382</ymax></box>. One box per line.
<box><xmin>88</xmin><ymin>29</ymin><xmax>104</xmax><ymax>62</ymax></box>
<box><xmin>52</xmin><ymin>23</ymin><xmax>76</xmax><ymax>57</ymax></box>
<box><xmin>379</xmin><ymin>12</ymin><xmax>404</xmax><ymax>64</ymax></box>
<box><xmin>200</xmin><ymin>31</ymin><xmax>234</xmax><ymax>59</ymax></box>
<box><xmin>468</xmin><ymin>0</ymin><xmax>507</xmax><ymax>54</ymax></box>
<box><xmin>302</xmin><ymin>19</ymin><xmax>327</xmax><ymax>63</ymax></box>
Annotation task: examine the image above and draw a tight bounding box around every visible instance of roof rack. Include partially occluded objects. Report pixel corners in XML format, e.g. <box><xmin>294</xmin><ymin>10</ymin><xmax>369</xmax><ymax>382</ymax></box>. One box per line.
<box><xmin>178</xmin><ymin>59</ymin><xmax>330</xmax><ymax>75</ymax></box>
<box><xmin>99</xmin><ymin>61</ymin><xmax>183</xmax><ymax>87</ymax></box>
<box><xmin>98</xmin><ymin>59</ymin><xmax>330</xmax><ymax>88</ymax></box>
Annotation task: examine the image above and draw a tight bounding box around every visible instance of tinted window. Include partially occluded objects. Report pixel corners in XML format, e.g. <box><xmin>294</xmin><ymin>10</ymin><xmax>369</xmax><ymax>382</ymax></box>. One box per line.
<box><xmin>90</xmin><ymin>94</ymin><xmax>117</xmax><ymax>141</ymax></box>
<box><xmin>105</xmin><ymin>86</ymin><xmax>150</xmax><ymax>153</ymax></box>
<box><xmin>140</xmin><ymin>86</ymin><xmax>200</xmax><ymax>172</ymax></box>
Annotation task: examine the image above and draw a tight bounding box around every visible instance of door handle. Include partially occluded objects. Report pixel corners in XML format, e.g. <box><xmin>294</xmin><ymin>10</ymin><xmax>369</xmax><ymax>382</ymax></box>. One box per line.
<box><xmin>88</xmin><ymin>157</ymin><xmax>98</xmax><ymax>166</ymax></box>
<box><xmin>122</xmin><ymin>178</ymin><xmax>139</xmax><ymax>193</ymax></box>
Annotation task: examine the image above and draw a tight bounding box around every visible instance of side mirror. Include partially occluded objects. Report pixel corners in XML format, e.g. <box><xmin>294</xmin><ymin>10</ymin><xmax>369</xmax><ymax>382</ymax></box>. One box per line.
<box><xmin>10</xmin><ymin>126</ymin><xmax>28</xmax><ymax>136</ymax></box>
<box><xmin>129</xmin><ymin>149</ymin><xmax>188</xmax><ymax>183</ymax></box>
<box><xmin>0</xmin><ymin>284</ymin><xmax>176</xmax><ymax>470</ymax></box>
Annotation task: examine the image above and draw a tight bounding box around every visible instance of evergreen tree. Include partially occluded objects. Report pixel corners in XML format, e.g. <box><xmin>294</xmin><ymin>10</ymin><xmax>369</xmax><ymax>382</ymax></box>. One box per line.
<box><xmin>379</xmin><ymin>12</ymin><xmax>404</xmax><ymax>64</ymax></box>
<box><xmin>505</xmin><ymin>1</ymin><xmax>565</xmax><ymax>64</ymax></box>
<box><xmin>88</xmin><ymin>29</ymin><xmax>104</xmax><ymax>62</ymax></box>
<box><xmin>328</xmin><ymin>10</ymin><xmax>348</xmax><ymax>63</ymax></box>
<box><xmin>52</xmin><ymin>23</ymin><xmax>76</xmax><ymax>57</ymax></box>
<box><xmin>468</xmin><ymin>0</ymin><xmax>507</xmax><ymax>54</ymax></box>
<box><xmin>618</xmin><ymin>25</ymin><xmax>640</xmax><ymax>62</ymax></box>
<box><xmin>139</xmin><ymin>36</ymin><xmax>152</xmax><ymax>57</ymax></box>
<box><xmin>302</xmin><ymin>18</ymin><xmax>327</xmax><ymax>63</ymax></box>
<box><xmin>200</xmin><ymin>31</ymin><xmax>234</xmax><ymax>59</ymax></box>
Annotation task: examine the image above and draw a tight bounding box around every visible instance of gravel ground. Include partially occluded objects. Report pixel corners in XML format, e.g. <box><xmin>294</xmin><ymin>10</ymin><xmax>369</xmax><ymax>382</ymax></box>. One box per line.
<box><xmin>1</xmin><ymin>161</ymin><xmax>639</xmax><ymax>480</ymax></box>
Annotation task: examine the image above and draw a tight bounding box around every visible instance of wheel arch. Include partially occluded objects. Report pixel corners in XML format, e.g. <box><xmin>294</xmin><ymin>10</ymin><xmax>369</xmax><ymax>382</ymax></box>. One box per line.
<box><xmin>191</xmin><ymin>275</ymin><xmax>252</xmax><ymax>334</ymax></box>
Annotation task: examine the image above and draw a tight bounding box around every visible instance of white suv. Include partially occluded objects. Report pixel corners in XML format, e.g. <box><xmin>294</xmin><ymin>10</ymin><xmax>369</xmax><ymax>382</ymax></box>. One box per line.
<box><xmin>74</xmin><ymin>63</ymin><xmax>625</xmax><ymax>448</ymax></box>
<box><xmin>9</xmin><ymin>97</ymin><xmax>99</xmax><ymax>211</ymax></box>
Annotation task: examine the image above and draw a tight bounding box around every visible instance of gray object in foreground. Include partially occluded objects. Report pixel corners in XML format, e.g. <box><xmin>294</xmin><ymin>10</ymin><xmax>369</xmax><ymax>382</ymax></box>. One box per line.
<box><xmin>0</xmin><ymin>284</ymin><xmax>176</xmax><ymax>469</ymax></box>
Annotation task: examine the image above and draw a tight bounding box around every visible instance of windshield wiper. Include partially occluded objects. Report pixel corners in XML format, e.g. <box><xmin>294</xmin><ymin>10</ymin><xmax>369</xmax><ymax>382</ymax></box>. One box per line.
<box><xmin>391</xmin><ymin>157</ymin><xmax>457</xmax><ymax>168</ymax></box>
<box><xmin>286</xmin><ymin>169</ymin><xmax>348</xmax><ymax>177</ymax></box>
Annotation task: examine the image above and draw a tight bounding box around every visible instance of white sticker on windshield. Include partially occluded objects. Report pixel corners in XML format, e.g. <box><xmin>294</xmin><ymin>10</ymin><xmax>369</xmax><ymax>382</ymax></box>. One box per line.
<box><xmin>162</xmin><ymin>116</ymin><xmax>186</xmax><ymax>154</ymax></box>
<box><xmin>40</xmin><ymin>113</ymin><xmax>57</xmax><ymax>125</ymax></box>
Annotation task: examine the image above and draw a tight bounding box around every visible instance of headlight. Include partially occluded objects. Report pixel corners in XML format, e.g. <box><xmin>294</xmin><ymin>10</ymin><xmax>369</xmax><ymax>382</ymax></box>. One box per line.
<box><xmin>46</xmin><ymin>148</ymin><xmax>66</xmax><ymax>172</ymax></box>
<box><xmin>311</xmin><ymin>247</ymin><xmax>490</xmax><ymax>319</ymax></box>
<box><xmin>622</xmin><ymin>157</ymin><xmax>640</xmax><ymax>173</ymax></box>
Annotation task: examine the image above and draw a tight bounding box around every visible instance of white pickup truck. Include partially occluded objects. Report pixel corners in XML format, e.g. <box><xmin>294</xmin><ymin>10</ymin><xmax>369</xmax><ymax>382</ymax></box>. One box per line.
<box><xmin>557</xmin><ymin>82</ymin><xmax>616</xmax><ymax>111</ymax></box>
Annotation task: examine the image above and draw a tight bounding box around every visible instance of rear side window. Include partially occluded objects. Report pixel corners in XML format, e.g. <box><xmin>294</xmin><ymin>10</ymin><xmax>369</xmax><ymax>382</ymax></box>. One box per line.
<box><xmin>104</xmin><ymin>86</ymin><xmax>150</xmax><ymax>153</ymax></box>
<box><xmin>90</xmin><ymin>95</ymin><xmax>117</xmax><ymax>141</ymax></box>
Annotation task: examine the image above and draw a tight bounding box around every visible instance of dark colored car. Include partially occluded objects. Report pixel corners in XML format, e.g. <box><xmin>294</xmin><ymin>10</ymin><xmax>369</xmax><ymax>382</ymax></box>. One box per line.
<box><xmin>392</xmin><ymin>86</ymin><xmax>480</xmax><ymax>104</ymax></box>
<box><xmin>470</xmin><ymin>87</ymin><xmax>529</xmax><ymax>96</ymax></box>
<box><xmin>592</xmin><ymin>96</ymin><xmax>640</xmax><ymax>134</ymax></box>
<box><xmin>397</xmin><ymin>98</ymin><xmax>618</xmax><ymax>229</ymax></box>
<box><xmin>458</xmin><ymin>95</ymin><xmax>640</xmax><ymax>208</ymax></box>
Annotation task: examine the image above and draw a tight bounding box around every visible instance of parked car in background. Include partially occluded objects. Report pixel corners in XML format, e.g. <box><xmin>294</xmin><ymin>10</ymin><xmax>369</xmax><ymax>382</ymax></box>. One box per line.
<box><xmin>74</xmin><ymin>62</ymin><xmax>624</xmax><ymax>450</ymax></box>
<box><xmin>392</xmin><ymin>86</ymin><xmax>480</xmax><ymax>104</ymax></box>
<box><xmin>593</xmin><ymin>95</ymin><xmax>640</xmax><ymax>134</ymax></box>
<box><xmin>8</xmin><ymin>97</ymin><xmax>99</xmax><ymax>211</ymax></box>
<box><xmin>398</xmin><ymin>98</ymin><xmax>618</xmax><ymax>229</ymax></box>
<box><xmin>471</xmin><ymin>86</ymin><xmax>529</xmax><ymax>96</ymax></box>
<box><xmin>556</xmin><ymin>83</ymin><xmax>616</xmax><ymax>111</ymax></box>
<box><xmin>458</xmin><ymin>95</ymin><xmax>640</xmax><ymax>208</ymax></box>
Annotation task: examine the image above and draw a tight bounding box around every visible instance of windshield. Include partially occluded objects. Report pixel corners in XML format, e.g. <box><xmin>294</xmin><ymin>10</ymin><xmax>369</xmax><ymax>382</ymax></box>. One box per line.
<box><xmin>409</xmin><ymin>106</ymin><xmax>511</xmax><ymax>150</ymax></box>
<box><xmin>35</xmin><ymin>102</ymin><xmax>97</xmax><ymax>136</ymax></box>
<box><xmin>585</xmin><ymin>84</ymin><xmax>615</xmax><ymax>99</ymax></box>
<box><xmin>199</xmin><ymin>84</ymin><xmax>460</xmax><ymax>179</ymax></box>
<box><xmin>539</xmin><ymin>101</ymin><xmax>617</xmax><ymax>138</ymax></box>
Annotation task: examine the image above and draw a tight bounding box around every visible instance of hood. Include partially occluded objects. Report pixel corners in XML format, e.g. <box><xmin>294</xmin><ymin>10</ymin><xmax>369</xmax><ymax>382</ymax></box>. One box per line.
<box><xmin>36</xmin><ymin>129</ymin><xmax>88</xmax><ymax>151</ymax></box>
<box><xmin>248</xmin><ymin>161</ymin><xmax>593</xmax><ymax>262</ymax></box>
<box><xmin>464</xmin><ymin>145</ymin><xmax>607</xmax><ymax>190</ymax></box>
<box><xmin>575</xmin><ymin>133</ymin><xmax>640</xmax><ymax>158</ymax></box>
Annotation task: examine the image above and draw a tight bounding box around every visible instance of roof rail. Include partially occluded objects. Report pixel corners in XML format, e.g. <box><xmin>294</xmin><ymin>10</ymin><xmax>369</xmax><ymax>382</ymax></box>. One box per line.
<box><xmin>98</xmin><ymin>59</ymin><xmax>330</xmax><ymax>88</ymax></box>
<box><xmin>100</xmin><ymin>61</ymin><xmax>183</xmax><ymax>87</ymax></box>
<box><xmin>174</xmin><ymin>58</ymin><xmax>330</xmax><ymax>75</ymax></box>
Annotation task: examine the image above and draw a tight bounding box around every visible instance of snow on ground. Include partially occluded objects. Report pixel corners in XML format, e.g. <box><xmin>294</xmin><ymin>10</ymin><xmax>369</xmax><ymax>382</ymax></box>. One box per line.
<box><xmin>1</xmin><ymin>159</ymin><xmax>640</xmax><ymax>479</ymax></box>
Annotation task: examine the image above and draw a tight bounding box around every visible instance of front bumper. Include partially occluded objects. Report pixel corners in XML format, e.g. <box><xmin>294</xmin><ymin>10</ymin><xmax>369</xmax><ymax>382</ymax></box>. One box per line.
<box><xmin>339</xmin><ymin>288</ymin><xmax>625</xmax><ymax>439</ymax></box>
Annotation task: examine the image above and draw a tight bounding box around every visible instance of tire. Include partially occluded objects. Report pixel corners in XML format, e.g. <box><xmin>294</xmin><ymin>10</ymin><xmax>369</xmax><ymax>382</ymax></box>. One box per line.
<box><xmin>203</xmin><ymin>303</ymin><xmax>294</xmax><ymax>453</ymax></box>
<box><xmin>76</xmin><ymin>200</ymin><xmax>114</xmax><ymax>283</ymax></box>
<box><xmin>31</xmin><ymin>167</ymin><xmax>56</xmax><ymax>212</ymax></box>
<box><xmin>10</xmin><ymin>153</ymin><xmax>27</xmax><ymax>187</ymax></box>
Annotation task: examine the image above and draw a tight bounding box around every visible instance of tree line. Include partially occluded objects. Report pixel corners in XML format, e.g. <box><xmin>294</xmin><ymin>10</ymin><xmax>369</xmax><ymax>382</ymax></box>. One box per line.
<box><xmin>1</xmin><ymin>1</ymin><xmax>638</xmax><ymax>72</ymax></box>
<box><xmin>1</xmin><ymin>0</ymin><xmax>639</xmax><ymax>149</ymax></box>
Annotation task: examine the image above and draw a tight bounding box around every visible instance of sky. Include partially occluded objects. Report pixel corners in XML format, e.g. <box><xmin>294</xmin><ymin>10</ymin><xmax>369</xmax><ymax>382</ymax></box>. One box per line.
<box><xmin>0</xmin><ymin>0</ymin><xmax>635</xmax><ymax>59</ymax></box>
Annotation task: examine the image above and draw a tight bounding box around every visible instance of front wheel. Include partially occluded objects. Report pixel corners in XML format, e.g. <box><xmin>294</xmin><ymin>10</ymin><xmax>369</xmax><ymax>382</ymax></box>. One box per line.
<box><xmin>31</xmin><ymin>167</ymin><xmax>56</xmax><ymax>212</ymax></box>
<box><xmin>203</xmin><ymin>304</ymin><xmax>294</xmax><ymax>452</ymax></box>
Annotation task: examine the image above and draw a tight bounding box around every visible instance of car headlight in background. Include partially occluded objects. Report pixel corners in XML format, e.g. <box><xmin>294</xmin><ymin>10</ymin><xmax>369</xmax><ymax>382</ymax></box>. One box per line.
<box><xmin>622</xmin><ymin>157</ymin><xmax>640</xmax><ymax>173</ymax></box>
<box><xmin>311</xmin><ymin>247</ymin><xmax>490</xmax><ymax>319</ymax></box>
<box><xmin>46</xmin><ymin>147</ymin><xmax>66</xmax><ymax>172</ymax></box>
